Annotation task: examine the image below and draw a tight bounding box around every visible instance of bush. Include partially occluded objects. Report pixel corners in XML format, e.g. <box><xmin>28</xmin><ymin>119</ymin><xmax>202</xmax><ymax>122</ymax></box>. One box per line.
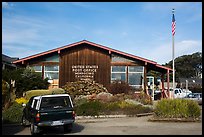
<box><xmin>75</xmin><ymin>100</ymin><xmax>105</xmax><ymax>116</ymax></box>
<box><xmin>138</xmin><ymin>91</ymin><xmax>153</xmax><ymax>105</ymax></box>
<box><xmin>109</xmin><ymin>80</ymin><xmax>132</xmax><ymax>95</ymax></box>
<box><xmin>105</xmin><ymin>101</ymin><xmax>153</xmax><ymax>115</ymax></box>
<box><xmin>118</xmin><ymin>100</ymin><xmax>133</xmax><ymax>109</ymax></box>
<box><xmin>105</xmin><ymin>101</ymin><xmax>121</xmax><ymax>112</ymax></box>
<box><xmin>62</xmin><ymin>80</ymin><xmax>108</xmax><ymax>99</ymax></box>
<box><xmin>2</xmin><ymin>102</ymin><xmax>24</xmax><ymax>124</ymax></box>
<box><xmin>154</xmin><ymin>99</ymin><xmax>201</xmax><ymax>118</ymax></box>
<box><xmin>24</xmin><ymin>90</ymin><xmax>50</xmax><ymax>100</ymax></box>
<box><xmin>74</xmin><ymin>99</ymin><xmax>153</xmax><ymax>116</ymax></box>
<box><xmin>15</xmin><ymin>97</ymin><xmax>29</xmax><ymax>105</ymax></box>
<box><xmin>122</xmin><ymin>104</ymin><xmax>152</xmax><ymax>116</ymax></box>
<box><xmin>74</xmin><ymin>96</ymin><xmax>89</xmax><ymax>107</ymax></box>
<box><xmin>49</xmin><ymin>88</ymin><xmax>66</xmax><ymax>94</ymax></box>
<box><xmin>24</xmin><ymin>88</ymin><xmax>66</xmax><ymax>100</ymax></box>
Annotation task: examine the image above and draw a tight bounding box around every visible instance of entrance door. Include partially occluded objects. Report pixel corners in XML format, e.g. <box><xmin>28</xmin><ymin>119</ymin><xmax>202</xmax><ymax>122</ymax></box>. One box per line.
<box><xmin>147</xmin><ymin>76</ymin><xmax>154</xmax><ymax>100</ymax></box>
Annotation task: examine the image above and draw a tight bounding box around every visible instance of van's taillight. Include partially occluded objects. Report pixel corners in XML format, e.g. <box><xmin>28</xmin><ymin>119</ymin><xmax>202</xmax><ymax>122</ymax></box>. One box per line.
<box><xmin>36</xmin><ymin>113</ymin><xmax>40</xmax><ymax>122</ymax></box>
<box><xmin>72</xmin><ymin>111</ymin><xmax>75</xmax><ymax>118</ymax></box>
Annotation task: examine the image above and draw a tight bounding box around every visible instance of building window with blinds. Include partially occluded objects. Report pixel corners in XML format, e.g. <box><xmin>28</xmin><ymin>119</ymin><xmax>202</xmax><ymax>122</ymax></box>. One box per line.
<box><xmin>44</xmin><ymin>65</ymin><xmax>59</xmax><ymax>80</ymax></box>
<box><xmin>111</xmin><ymin>66</ymin><xmax>127</xmax><ymax>82</ymax></box>
<box><xmin>128</xmin><ymin>66</ymin><xmax>144</xmax><ymax>89</ymax></box>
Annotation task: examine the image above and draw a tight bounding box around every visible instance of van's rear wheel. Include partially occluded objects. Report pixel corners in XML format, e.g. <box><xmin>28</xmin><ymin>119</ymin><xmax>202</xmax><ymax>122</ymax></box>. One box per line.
<box><xmin>64</xmin><ymin>123</ymin><xmax>72</xmax><ymax>132</ymax></box>
<box><xmin>30</xmin><ymin>123</ymin><xmax>41</xmax><ymax>135</ymax></box>
<box><xmin>21</xmin><ymin>115</ymin><xmax>30</xmax><ymax>126</ymax></box>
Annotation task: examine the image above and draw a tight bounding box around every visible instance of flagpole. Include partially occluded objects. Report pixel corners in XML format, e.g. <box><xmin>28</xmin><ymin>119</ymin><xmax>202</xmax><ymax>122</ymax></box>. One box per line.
<box><xmin>172</xmin><ymin>8</ymin><xmax>175</xmax><ymax>99</ymax></box>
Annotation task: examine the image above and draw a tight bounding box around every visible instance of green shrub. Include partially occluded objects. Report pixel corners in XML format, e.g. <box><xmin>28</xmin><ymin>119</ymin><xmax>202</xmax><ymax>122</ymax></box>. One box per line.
<box><xmin>103</xmin><ymin>101</ymin><xmax>132</xmax><ymax>115</ymax></box>
<box><xmin>24</xmin><ymin>88</ymin><xmax>67</xmax><ymax>100</ymax></box>
<box><xmin>2</xmin><ymin>102</ymin><xmax>24</xmax><ymax>124</ymax></box>
<box><xmin>74</xmin><ymin>100</ymin><xmax>153</xmax><ymax>116</ymax></box>
<box><xmin>131</xmin><ymin>91</ymin><xmax>153</xmax><ymax>105</ymax></box>
<box><xmin>118</xmin><ymin>100</ymin><xmax>133</xmax><ymax>109</ymax></box>
<box><xmin>75</xmin><ymin>100</ymin><xmax>105</xmax><ymax>116</ymax></box>
<box><xmin>186</xmin><ymin>100</ymin><xmax>201</xmax><ymax>118</ymax></box>
<box><xmin>154</xmin><ymin>99</ymin><xmax>201</xmax><ymax>118</ymax></box>
<box><xmin>123</xmin><ymin>104</ymin><xmax>152</xmax><ymax>116</ymax></box>
<box><xmin>74</xmin><ymin>96</ymin><xmax>89</xmax><ymax>107</ymax></box>
<box><xmin>105</xmin><ymin>101</ymin><xmax>120</xmax><ymax>111</ymax></box>
<box><xmin>138</xmin><ymin>91</ymin><xmax>153</xmax><ymax>105</ymax></box>
<box><xmin>105</xmin><ymin>101</ymin><xmax>153</xmax><ymax>115</ymax></box>
<box><xmin>49</xmin><ymin>88</ymin><xmax>66</xmax><ymax>94</ymax></box>
<box><xmin>24</xmin><ymin>90</ymin><xmax>50</xmax><ymax>100</ymax></box>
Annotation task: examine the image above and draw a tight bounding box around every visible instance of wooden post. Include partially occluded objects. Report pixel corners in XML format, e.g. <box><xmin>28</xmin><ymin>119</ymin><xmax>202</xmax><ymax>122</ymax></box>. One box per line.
<box><xmin>144</xmin><ymin>62</ymin><xmax>147</xmax><ymax>94</ymax></box>
<box><xmin>167</xmin><ymin>69</ymin><xmax>170</xmax><ymax>98</ymax></box>
<box><xmin>161</xmin><ymin>73</ymin><xmax>164</xmax><ymax>98</ymax></box>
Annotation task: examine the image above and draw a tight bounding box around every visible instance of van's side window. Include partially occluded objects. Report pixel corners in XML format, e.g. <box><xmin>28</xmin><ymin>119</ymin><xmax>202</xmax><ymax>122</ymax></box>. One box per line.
<box><xmin>32</xmin><ymin>99</ymin><xmax>38</xmax><ymax>109</ymax></box>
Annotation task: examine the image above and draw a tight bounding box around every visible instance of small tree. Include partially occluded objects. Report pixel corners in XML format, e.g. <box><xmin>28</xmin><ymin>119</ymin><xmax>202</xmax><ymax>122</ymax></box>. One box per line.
<box><xmin>2</xmin><ymin>67</ymin><xmax>50</xmax><ymax>98</ymax></box>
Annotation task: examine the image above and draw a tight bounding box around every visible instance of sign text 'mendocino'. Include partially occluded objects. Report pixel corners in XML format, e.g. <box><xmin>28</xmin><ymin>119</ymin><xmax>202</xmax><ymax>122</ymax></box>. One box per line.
<box><xmin>72</xmin><ymin>65</ymin><xmax>99</xmax><ymax>81</ymax></box>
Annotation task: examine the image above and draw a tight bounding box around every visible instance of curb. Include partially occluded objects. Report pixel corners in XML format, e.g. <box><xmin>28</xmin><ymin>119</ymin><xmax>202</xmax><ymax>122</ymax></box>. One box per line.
<box><xmin>136</xmin><ymin>112</ymin><xmax>154</xmax><ymax>117</ymax></box>
<box><xmin>75</xmin><ymin>115</ymin><xmax>127</xmax><ymax>120</ymax></box>
<box><xmin>75</xmin><ymin>113</ymin><xmax>154</xmax><ymax>120</ymax></box>
<box><xmin>148</xmin><ymin>117</ymin><xmax>202</xmax><ymax>122</ymax></box>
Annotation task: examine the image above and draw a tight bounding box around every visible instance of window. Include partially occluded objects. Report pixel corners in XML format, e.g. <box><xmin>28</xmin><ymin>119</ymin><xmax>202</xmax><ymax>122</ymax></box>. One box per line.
<box><xmin>111</xmin><ymin>65</ymin><xmax>144</xmax><ymax>89</ymax></box>
<box><xmin>31</xmin><ymin>65</ymin><xmax>42</xmax><ymax>77</ymax></box>
<box><xmin>40</xmin><ymin>97</ymin><xmax>72</xmax><ymax>110</ymax></box>
<box><xmin>32</xmin><ymin>99</ymin><xmax>38</xmax><ymax>109</ymax></box>
<box><xmin>129</xmin><ymin>66</ymin><xmax>143</xmax><ymax>72</ymax></box>
<box><xmin>32</xmin><ymin>65</ymin><xmax>42</xmax><ymax>72</ymax></box>
<box><xmin>44</xmin><ymin>65</ymin><xmax>58</xmax><ymax>71</ymax></box>
<box><xmin>175</xmin><ymin>89</ymin><xmax>179</xmax><ymax>94</ymax></box>
<box><xmin>128</xmin><ymin>73</ymin><xmax>143</xmax><ymax>85</ymax></box>
<box><xmin>28</xmin><ymin>97</ymin><xmax>35</xmax><ymax>107</ymax></box>
<box><xmin>111</xmin><ymin>66</ymin><xmax>126</xmax><ymax>82</ymax></box>
<box><xmin>44</xmin><ymin>65</ymin><xmax>59</xmax><ymax>80</ymax></box>
<box><xmin>128</xmin><ymin>66</ymin><xmax>144</xmax><ymax>89</ymax></box>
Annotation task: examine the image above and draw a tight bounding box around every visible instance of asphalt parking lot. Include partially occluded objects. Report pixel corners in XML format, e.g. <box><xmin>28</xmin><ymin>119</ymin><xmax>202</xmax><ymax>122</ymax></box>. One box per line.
<box><xmin>2</xmin><ymin>114</ymin><xmax>202</xmax><ymax>135</ymax></box>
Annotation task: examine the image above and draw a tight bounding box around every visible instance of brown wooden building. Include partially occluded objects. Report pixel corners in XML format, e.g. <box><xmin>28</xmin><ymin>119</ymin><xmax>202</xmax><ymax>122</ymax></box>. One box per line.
<box><xmin>13</xmin><ymin>40</ymin><xmax>173</xmax><ymax>98</ymax></box>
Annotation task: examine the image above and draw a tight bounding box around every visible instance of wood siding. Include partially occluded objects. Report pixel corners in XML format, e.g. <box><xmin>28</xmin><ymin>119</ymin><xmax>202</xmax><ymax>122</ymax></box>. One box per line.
<box><xmin>59</xmin><ymin>44</ymin><xmax>111</xmax><ymax>88</ymax></box>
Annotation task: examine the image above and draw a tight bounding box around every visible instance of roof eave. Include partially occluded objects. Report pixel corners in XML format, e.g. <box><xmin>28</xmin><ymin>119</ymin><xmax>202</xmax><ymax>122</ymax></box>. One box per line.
<box><xmin>13</xmin><ymin>40</ymin><xmax>169</xmax><ymax>71</ymax></box>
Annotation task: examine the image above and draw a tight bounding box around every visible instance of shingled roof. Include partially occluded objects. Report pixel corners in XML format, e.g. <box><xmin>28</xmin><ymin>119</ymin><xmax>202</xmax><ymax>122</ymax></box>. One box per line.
<box><xmin>2</xmin><ymin>54</ymin><xmax>18</xmax><ymax>63</ymax></box>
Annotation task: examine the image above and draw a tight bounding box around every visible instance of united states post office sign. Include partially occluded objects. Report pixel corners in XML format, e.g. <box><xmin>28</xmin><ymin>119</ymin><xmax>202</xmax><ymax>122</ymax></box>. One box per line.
<box><xmin>72</xmin><ymin>65</ymin><xmax>99</xmax><ymax>81</ymax></box>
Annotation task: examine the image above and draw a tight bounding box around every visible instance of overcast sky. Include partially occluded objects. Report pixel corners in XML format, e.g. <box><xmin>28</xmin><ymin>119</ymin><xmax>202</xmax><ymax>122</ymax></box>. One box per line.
<box><xmin>2</xmin><ymin>2</ymin><xmax>202</xmax><ymax>64</ymax></box>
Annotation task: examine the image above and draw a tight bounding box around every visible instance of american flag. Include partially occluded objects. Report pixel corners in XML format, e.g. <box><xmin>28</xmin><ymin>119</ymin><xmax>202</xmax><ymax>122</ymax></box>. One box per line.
<box><xmin>172</xmin><ymin>13</ymin><xmax>176</xmax><ymax>36</ymax></box>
